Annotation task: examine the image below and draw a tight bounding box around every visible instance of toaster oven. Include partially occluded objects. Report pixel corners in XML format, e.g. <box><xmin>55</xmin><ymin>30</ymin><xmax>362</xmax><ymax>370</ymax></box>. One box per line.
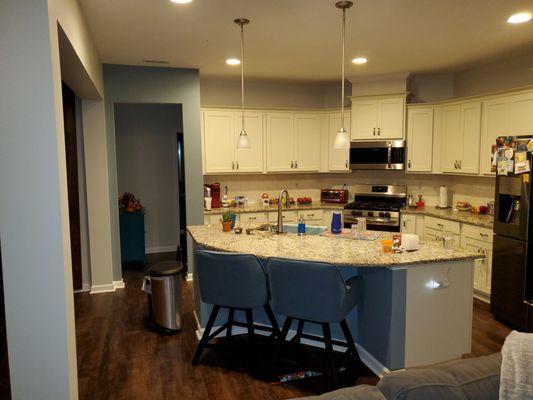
<box><xmin>320</xmin><ymin>189</ymin><xmax>349</xmax><ymax>204</ymax></box>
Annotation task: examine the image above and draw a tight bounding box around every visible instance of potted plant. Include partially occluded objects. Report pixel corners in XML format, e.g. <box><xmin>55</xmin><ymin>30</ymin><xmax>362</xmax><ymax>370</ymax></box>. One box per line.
<box><xmin>221</xmin><ymin>210</ymin><xmax>232</xmax><ymax>232</ymax></box>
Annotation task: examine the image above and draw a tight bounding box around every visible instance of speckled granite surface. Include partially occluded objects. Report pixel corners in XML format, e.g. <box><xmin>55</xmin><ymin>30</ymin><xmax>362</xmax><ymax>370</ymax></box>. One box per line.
<box><xmin>204</xmin><ymin>203</ymin><xmax>344</xmax><ymax>215</ymax></box>
<box><xmin>401</xmin><ymin>207</ymin><xmax>493</xmax><ymax>229</ymax></box>
<box><xmin>187</xmin><ymin>225</ymin><xmax>480</xmax><ymax>267</ymax></box>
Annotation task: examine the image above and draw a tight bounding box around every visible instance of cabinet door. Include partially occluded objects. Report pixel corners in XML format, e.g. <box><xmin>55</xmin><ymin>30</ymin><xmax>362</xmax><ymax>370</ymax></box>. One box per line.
<box><xmin>328</xmin><ymin>113</ymin><xmax>350</xmax><ymax>171</ymax></box>
<box><xmin>480</xmin><ymin>97</ymin><xmax>511</xmax><ymax>175</ymax></box>
<box><xmin>463</xmin><ymin>241</ymin><xmax>485</xmax><ymax>292</ymax></box>
<box><xmin>440</xmin><ymin>105</ymin><xmax>462</xmax><ymax>173</ymax></box>
<box><xmin>459</xmin><ymin>102</ymin><xmax>481</xmax><ymax>174</ymax></box>
<box><xmin>407</xmin><ymin>107</ymin><xmax>433</xmax><ymax>172</ymax></box>
<box><xmin>294</xmin><ymin>114</ymin><xmax>321</xmax><ymax>171</ymax></box>
<box><xmin>510</xmin><ymin>92</ymin><xmax>533</xmax><ymax>135</ymax></box>
<box><xmin>266</xmin><ymin>113</ymin><xmax>294</xmax><ymax>172</ymax></box>
<box><xmin>203</xmin><ymin>111</ymin><xmax>235</xmax><ymax>173</ymax></box>
<box><xmin>351</xmin><ymin>100</ymin><xmax>378</xmax><ymax>139</ymax></box>
<box><xmin>401</xmin><ymin>214</ymin><xmax>416</xmax><ymax>233</ymax></box>
<box><xmin>378</xmin><ymin>97</ymin><xmax>405</xmax><ymax>139</ymax></box>
<box><xmin>234</xmin><ymin>112</ymin><xmax>263</xmax><ymax>172</ymax></box>
<box><xmin>483</xmin><ymin>247</ymin><xmax>493</xmax><ymax>295</ymax></box>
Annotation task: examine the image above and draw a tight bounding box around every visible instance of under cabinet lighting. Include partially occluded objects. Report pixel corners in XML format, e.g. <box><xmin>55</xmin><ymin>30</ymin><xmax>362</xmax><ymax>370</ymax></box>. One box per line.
<box><xmin>507</xmin><ymin>12</ymin><xmax>532</xmax><ymax>24</ymax></box>
<box><xmin>170</xmin><ymin>0</ymin><xmax>193</xmax><ymax>4</ymax></box>
<box><xmin>226</xmin><ymin>58</ymin><xmax>241</xmax><ymax>66</ymax></box>
<box><xmin>352</xmin><ymin>57</ymin><xmax>368</xmax><ymax>64</ymax></box>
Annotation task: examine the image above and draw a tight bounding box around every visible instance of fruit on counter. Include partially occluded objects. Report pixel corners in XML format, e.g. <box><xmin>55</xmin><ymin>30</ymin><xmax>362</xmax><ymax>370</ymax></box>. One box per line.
<box><xmin>297</xmin><ymin>197</ymin><xmax>313</xmax><ymax>205</ymax></box>
<box><xmin>260</xmin><ymin>192</ymin><xmax>269</xmax><ymax>199</ymax></box>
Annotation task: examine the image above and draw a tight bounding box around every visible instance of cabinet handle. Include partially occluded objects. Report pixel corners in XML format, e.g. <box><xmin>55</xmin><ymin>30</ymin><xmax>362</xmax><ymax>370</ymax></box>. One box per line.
<box><xmin>291</xmin><ymin>161</ymin><xmax>294</xmax><ymax>168</ymax></box>
<box><xmin>373</xmin><ymin>128</ymin><xmax>376</xmax><ymax>136</ymax></box>
<box><xmin>403</xmin><ymin>220</ymin><xmax>406</xmax><ymax>227</ymax></box>
<box><xmin>345</xmin><ymin>160</ymin><xmax>348</xmax><ymax>168</ymax></box>
<box><xmin>480</xmin><ymin>233</ymin><xmax>489</xmax><ymax>238</ymax></box>
<box><xmin>437</xmin><ymin>223</ymin><xmax>444</xmax><ymax>229</ymax></box>
<box><xmin>232</xmin><ymin>161</ymin><xmax>235</xmax><ymax>170</ymax></box>
<box><xmin>377</xmin><ymin>127</ymin><xmax>381</xmax><ymax>136</ymax></box>
<box><xmin>295</xmin><ymin>161</ymin><xmax>298</xmax><ymax>169</ymax></box>
<box><xmin>453</xmin><ymin>160</ymin><xmax>457</xmax><ymax>169</ymax></box>
<box><xmin>459</xmin><ymin>160</ymin><xmax>462</xmax><ymax>169</ymax></box>
<box><xmin>408</xmin><ymin>160</ymin><xmax>411</xmax><ymax>169</ymax></box>
<box><xmin>236</xmin><ymin>161</ymin><xmax>239</xmax><ymax>170</ymax></box>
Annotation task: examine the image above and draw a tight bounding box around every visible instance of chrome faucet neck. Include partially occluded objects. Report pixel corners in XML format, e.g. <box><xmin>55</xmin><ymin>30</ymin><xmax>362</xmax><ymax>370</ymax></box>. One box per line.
<box><xmin>277</xmin><ymin>189</ymin><xmax>289</xmax><ymax>234</ymax></box>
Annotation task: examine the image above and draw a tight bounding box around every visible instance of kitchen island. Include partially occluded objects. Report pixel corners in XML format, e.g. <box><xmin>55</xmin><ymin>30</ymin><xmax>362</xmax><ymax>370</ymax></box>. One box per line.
<box><xmin>187</xmin><ymin>225</ymin><xmax>481</xmax><ymax>375</ymax></box>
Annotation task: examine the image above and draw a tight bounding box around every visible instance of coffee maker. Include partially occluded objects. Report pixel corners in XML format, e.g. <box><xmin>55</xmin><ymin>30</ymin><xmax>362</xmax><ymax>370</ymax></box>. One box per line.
<box><xmin>204</xmin><ymin>183</ymin><xmax>221</xmax><ymax>208</ymax></box>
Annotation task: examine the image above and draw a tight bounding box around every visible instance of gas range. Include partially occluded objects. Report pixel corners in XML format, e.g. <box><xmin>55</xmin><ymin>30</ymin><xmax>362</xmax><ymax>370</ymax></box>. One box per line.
<box><xmin>343</xmin><ymin>185</ymin><xmax>407</xmax><ymax>232</ymax></box>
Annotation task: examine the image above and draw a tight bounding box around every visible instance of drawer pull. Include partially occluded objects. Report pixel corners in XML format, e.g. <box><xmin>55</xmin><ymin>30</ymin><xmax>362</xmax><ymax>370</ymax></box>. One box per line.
<box><xmin>437</xmin><ymin>223</ymin><xmax>444</xmax><ymax>229</ymax></box>
<box><xmin>479</xmin><ymin>233</ymin><xmax>489</xmax><ymax>238</ymax></box>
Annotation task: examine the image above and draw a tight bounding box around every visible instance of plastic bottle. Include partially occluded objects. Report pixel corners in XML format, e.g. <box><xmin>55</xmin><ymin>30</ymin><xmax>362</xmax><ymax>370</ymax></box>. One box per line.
<box><xmin>297</xmin><ymin>215</ymin><xmax>306</xmax><ymax>235</ymax></box>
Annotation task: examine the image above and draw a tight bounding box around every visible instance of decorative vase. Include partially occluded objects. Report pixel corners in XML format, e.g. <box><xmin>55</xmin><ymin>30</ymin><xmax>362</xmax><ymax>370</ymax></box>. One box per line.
<box><xmin>222</xmin><ymin>220</ymin><xmax>232</xmax><ymax>232</ymax></box>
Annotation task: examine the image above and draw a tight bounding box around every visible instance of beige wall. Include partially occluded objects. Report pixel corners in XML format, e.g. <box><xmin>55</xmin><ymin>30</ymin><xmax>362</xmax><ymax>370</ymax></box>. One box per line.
<box><xmin>204</xmin><ymin>172</ymin><xmax>494</xmax><ymax>209</ymax></box>
<box><xmin>408</xmin><ymin>73</ymin><xmax>455</xmax><ymax>103</ymax></box>
<box><xmin>200</xmin><ymin>78</ymin><xmax>351</xmax><ymax>109</ymax></box>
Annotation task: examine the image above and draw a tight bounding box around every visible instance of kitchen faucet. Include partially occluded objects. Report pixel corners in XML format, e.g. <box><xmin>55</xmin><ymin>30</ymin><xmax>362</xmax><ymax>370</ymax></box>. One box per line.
<box><xmin>277</xmin><ymin>189</ymin><xmax>290</xmax><ymax>234</ymax></box>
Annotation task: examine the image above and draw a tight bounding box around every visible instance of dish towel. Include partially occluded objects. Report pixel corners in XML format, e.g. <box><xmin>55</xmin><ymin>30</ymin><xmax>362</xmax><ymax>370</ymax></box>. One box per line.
<box><xmin>499</xmin><ymin>330</ymin><xmax>533</xmax><ymax>400</ymax></box>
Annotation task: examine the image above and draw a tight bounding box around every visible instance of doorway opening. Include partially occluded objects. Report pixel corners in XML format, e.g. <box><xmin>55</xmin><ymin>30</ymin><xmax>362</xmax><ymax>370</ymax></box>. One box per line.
<box><xmin>114</xmin><ymin>103</ymin><xmax>186</xmax><ymax>271</ymax></box>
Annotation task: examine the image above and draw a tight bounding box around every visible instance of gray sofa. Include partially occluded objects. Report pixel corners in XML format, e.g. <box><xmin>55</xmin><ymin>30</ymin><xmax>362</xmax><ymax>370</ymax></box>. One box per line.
<box><xmin>295</xmin><ymin>353</ymin><xmax>502</xmax><ymax>400</ymax></box>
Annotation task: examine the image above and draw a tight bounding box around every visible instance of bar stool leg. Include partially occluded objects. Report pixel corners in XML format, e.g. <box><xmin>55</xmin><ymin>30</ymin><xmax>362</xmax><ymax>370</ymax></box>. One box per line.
<box><xmin>245</xmin><ymin>309</ymin><xmax>255</xmax><ymax>336</ymax></box>
<box><xmin>264</xmin><ymin>304</ymin><xmax>281</xmax><ymax>339</ymax></box>
<box><xmin>192</xmin><ymin>305</ymin><xmax>220</xmax><ymax>365</ymax></box>
<box><xmin>295</xmin><ymin>320</ymin><xmax>305</xmax><ymax>344</ymax></box>
<box><xmin>340</xmin><ymin>319</ymin><xmax>361</xmax><ymax>364</ymax></box>
<box><xmin>322</xmin><ymin>323</ymin><xmax>338</xmax><ymax>386</ymax></box>
<box><xmin>227</xmin><ymin>308</ymin><xmax>235</xmax><ymax>338</ymax></box>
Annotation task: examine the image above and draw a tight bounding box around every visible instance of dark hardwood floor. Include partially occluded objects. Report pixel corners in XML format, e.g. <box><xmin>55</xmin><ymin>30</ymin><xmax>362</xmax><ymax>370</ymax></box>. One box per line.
<box><xmin>74</xmin><ymin>262</ymin><xmax>511</xmax><ymax>400</ymax></box>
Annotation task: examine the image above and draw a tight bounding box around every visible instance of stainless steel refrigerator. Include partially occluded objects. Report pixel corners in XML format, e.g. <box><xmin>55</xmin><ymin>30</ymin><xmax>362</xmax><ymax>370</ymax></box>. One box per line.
<box><xmin>492</xmin><ymin>136</ymin><xmax>533</xmax><ymax>332</ymax></box>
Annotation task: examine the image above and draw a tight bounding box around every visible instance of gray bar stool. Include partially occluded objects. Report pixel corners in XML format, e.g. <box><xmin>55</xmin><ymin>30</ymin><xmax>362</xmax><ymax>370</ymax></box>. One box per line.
<box><xmin>267</xmin><ymin>257</ymin><xmax>363</xmax><ymax>384</ymax></box>
<box><xmin>192</xmin><ymin>250</ymin><xmax>280</xmax><ymax>366</ymax></box>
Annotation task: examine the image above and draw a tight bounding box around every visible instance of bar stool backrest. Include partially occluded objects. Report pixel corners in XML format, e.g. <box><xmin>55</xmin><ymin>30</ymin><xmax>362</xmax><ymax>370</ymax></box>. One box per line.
<box><xmin>196</xmin><ymin>250</ymin><xmax>269</xmax><ymax>309</ymax></box>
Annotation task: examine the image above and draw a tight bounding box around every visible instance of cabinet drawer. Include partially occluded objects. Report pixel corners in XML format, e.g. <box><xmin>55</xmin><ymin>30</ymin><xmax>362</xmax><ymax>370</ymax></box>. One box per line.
<box><xmin>205</xmin><ymin>214</ymin><xmax>224</xmax><ymax>225</ymax></box>
<box><xmin>241</xmin><ymin>212</ymin><xmax>266</xmax><ymax>225</ymax></box>
<box><xmin>298</xmin><ymin>209</ymin><xmax>324</xmax><ymax>221</ymax></box>
<box><xmin>461</xmin><ymin>224</ymin><xmax>493</xmax><ymax>244</ymax></box>
<box><xmin>267</xmin><ymin>211</ymin><xmax>297</xmax><ymax>223</ymax></box>
<box><xmin>424</xmin><ymin>227</ymin><xmax>460</xmax><ymax>247</ymax></box>
<box><xmin>424</xmin><ymin>216</ymin><xmax>460</xmax><ymax>235</ymax></box>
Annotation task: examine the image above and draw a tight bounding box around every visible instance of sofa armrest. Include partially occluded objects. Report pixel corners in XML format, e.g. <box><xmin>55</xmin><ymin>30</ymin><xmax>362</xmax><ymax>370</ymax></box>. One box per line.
<box><xmin>290</xmin><ymin>385</ymin><xmax>386</xmax><ymax>400</ymax></box>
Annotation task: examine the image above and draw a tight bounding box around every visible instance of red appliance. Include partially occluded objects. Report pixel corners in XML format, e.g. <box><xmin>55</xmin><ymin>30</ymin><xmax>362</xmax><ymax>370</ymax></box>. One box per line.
<box><xmin>320</xmin><ymin>189</ymin><xmax>348</xmax><ymax>204</ymax></box>
<box><xmin>204</xmin><ymin>183</ymin><xmax>221</xmax><ymax>208</ymax></box>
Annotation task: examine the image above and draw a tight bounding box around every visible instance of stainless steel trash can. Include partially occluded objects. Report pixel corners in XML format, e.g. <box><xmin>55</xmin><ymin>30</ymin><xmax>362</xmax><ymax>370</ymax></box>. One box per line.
<box><xmin>144</xmin><ymin>261</ymin><xmax>183</xmax><ymax>333</ymax></box>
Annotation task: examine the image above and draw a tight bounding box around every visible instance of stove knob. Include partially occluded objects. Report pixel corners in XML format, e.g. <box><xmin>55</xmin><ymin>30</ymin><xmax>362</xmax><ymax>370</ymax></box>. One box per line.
<box><xmin>384</xmin><ymin>212</ymin><xmax>391</xmax><ymax>219</ymax></box>
<box><xmin>378</xmin><ymin>212</ymin><xmax>385</xmax><ymax>218</ymax></box>
<box><xmin>367</xmin><ymin>211</ymin><xmax>374</xmax><ymax>217</ymax></box>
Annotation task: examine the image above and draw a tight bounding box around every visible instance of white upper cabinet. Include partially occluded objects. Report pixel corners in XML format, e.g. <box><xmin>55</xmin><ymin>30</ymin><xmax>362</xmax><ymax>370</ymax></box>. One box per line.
<box><xmin>294</xmin><ymin>114</ymin><xmax>321</xmax><ymax>171</ymax></box>
<box><xmin>266</xmin><ymin>113</ymin><xmax>294</xmax><ymax>172</ymax></box>
<box><xmin>406</xmin><ymin>107</ymin><xmax>433</xmax><ymax>172</ymax></box>
<box><xmin>441</xmin><ymin>101</ymin><xmax>481</xmax><ymax>174</ymax></box>
<box><xmin>351</xmin><ymin>96</ymin><xmax>405</xmax><ymax>140</ymax></box>
<box><xmin>203</xmin><ymin>110</ymin><xmax>263</xmax><ymax>174</ymax></box>
<box><xmin>328</xmin><ymin>113</ymin><xmax>350</xmax><ymax>171</ymax></box>
<box><xmin>203</xmin><ymin>110</ymin><xmax>235</xmax><ymax>173</ymax></box>
<box><xmin>510</xmin><ymin>92</ymin><xmax>533</xmax><ymax>135</ymax></box>
<box><xmin>480</xmin><ymin>97</ymin><xmax>511</xmax><ymax>175</ymax></box>
<box><xmin>234</xmin><ymin>112</ymin><xmax>264</xmax><ymax>172</ymax></box>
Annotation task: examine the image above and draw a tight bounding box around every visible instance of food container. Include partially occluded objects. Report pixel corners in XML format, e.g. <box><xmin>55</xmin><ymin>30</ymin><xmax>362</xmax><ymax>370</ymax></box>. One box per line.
<box><xmin>380</xmin><ymin>239</ymin><xmax>393</xmax><ymax>254</ymax></box>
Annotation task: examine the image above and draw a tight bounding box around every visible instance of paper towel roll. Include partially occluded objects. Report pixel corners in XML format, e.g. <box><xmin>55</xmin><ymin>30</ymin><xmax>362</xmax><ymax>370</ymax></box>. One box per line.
<box><xmin>438</xmin><ymin>186</ymin><xmax>448</xmax><ymax>208</ymax></box>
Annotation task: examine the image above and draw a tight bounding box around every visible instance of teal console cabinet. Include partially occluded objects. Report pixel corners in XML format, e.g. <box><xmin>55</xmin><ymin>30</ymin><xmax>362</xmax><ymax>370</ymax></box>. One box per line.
<box><xmin>119</xmin><ymin>211</ymin><xmax>146</xmax><ymax>264</ymax></box>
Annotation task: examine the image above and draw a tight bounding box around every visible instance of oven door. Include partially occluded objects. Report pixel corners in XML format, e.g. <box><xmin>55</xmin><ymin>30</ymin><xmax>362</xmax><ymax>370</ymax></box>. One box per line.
<box><xmin>349</xmin><ymin>140</ymin><xmax>404</xmax><ymax>170</ymax></box>
<box><xmin>343</xmin><ymin>214</ymin><xmax>400</xmax><ymax>232</ymax></box>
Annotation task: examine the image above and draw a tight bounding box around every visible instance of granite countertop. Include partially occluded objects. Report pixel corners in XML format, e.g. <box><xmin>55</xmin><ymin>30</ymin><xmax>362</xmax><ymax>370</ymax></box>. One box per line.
<box><xmin>187</xmin><ymin>225</ymin><xmax>481</xmax><ymax>268</ymax></box>
<box><xmin>401</xmin><ymin>206</ymin><xmax>494</xmax><ymax>229</ymax></box>
<box><xmin>204</xmin><ymin>202</ymin><xmax>345</xmax><ymax>215</ymax></box>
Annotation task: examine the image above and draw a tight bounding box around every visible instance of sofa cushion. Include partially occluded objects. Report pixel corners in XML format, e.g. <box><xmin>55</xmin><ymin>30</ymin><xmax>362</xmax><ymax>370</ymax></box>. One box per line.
<box><xmin>291</xmin><ymin>384</ymin><xmax>387</xmax><ymax>400</ymax></box>
<box><xmin>377</xmin><ymin>353</ymin><xmax>501</xmax><ymax>400</ymax></box>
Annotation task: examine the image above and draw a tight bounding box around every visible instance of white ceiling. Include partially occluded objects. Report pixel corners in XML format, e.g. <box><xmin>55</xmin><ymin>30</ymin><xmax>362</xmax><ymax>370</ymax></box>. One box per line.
<box><xmin>79</xmin><ymin>0</ymin><xmax>533</xmax><ymax>82</ymax></box>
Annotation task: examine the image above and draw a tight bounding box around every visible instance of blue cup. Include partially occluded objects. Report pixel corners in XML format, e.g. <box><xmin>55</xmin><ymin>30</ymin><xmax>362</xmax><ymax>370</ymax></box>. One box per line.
<box><xmin>229</xmin><ymin>213</ymin><xmax>237</xmax><ymax>229</ymax></box>
<box><xmin>331</xmin><ymin>212</ymin><xmax>342</xmax><ymax>234</ymax></box>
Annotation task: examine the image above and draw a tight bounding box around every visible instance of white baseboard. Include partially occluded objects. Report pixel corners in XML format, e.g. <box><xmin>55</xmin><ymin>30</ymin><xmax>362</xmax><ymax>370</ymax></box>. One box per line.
<box><xmin>73</xmin><ymin>283</ymin><xmax>91</xmax><ymax>293</ymax></box>
<box><xmin>194</xmin><ymin>318</ymin><xmax>389</xmax><ymax>378</ymax></box>
<box><xmin>90</xmin><ymin>283</ymin><xmax>115</xmax><ymax>294</ymax></box>
<box><xmin>473</xmin><ymin>291</ymin><xmax>490</xmax><ymax>304</ymax></box>
<box><xmin>186</xmin><ymin>273</ymin><xmax>193</xmax><ymax>282</ymax></box>
<box><xmin>113</xmin><ymin>279</ymin><xmax>125</xmax><ymax>289</ymax></box>
<box><xmin>145</xmin><ymin>245</ymin><xmax>177</xmax><ymax>254</ymax></box>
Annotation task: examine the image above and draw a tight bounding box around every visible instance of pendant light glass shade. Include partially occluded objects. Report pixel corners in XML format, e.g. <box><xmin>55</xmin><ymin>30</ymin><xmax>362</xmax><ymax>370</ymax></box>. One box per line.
<box><xmin>333</xmin><ymin>1</ymin><xmax>353</xmax><ymax>149</ymax></box>
<box><xmin>334</xmin><ymin>127</ymin><xmax>350</xmax><ymax>149</ymax></box>
<box><xmin>237</xmin><ymin>130</ymin><xmax>250</xmax><ymax>149</ymax></box>
<box><xmin>235</xmin><ymin>18</ymin><xmax>250</xmax><ymax>149</ymax></box>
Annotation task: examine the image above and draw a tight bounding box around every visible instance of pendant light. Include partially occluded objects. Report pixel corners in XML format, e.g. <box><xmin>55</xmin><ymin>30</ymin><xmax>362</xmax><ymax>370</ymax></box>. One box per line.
<box><xmin>333</xmin><ymin>1</ymin><xmax>353</xmax><ymax>149</ymax></box>
<box><xmin>235</xmin><ymin>18</ymin><xmax>251</xmax><ymax>149</ymax></box>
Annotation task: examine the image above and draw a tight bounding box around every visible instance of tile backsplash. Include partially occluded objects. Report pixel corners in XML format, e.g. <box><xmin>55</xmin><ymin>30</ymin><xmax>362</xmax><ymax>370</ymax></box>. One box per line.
<box><xmin>204</xmin><ymin>171</ymin><xmax>495</xmax><ymax>208</ymax></box>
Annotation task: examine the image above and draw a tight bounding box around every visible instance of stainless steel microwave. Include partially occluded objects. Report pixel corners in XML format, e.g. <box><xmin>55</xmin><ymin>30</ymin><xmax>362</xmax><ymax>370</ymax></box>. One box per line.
<box><xmin>349</xmin><ymin>140</ymin><xmax>405</xmax><ymax>170</ymax></box>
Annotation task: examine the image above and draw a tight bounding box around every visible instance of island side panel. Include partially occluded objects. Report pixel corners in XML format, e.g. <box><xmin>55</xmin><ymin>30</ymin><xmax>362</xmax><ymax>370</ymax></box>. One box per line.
<box><xmin>357</xmin><ymin>267</ymin><xmax>407</xmax><ymax>371</ymax></box>
<box><xmin>404</xmin><ymin>260</ymin><xmax>474</xmax><ymax>368</ymax></box>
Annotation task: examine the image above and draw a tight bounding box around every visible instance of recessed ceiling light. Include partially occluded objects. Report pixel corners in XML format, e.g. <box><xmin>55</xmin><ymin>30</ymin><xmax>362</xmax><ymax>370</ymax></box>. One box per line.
<box><xmin>507</xmin><ymin>12</ymin><xmax>532</xmax><ymax>24</ymax></box>
<box><xmin>170</xmin><ymin>0</ymin><xmax>193</xmax><ymax>4</ymax></box>
<box><xmin>352</xmin><ymin>57</ymin><xmax>368</xmax><ymax>65</ymax></box>
<box><xmin>226</xmin><ymin>58</ymin><xmax>241</xmax><ymax>65</ymax></box>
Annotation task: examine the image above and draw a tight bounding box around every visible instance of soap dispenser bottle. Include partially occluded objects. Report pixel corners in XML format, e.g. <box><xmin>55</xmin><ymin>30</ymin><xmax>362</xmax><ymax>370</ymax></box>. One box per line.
<box><xmin>298</xmin><ymin>215</ymin><xmax>306</xmax><ymax>236</ymax></box>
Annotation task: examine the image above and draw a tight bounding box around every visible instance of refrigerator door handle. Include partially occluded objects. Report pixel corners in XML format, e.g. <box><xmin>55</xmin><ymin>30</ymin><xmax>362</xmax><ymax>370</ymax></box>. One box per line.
<box><xmin>524</xmin><ymin>300</ymin><xmax>533</xmax><ymax>306</ymax></box>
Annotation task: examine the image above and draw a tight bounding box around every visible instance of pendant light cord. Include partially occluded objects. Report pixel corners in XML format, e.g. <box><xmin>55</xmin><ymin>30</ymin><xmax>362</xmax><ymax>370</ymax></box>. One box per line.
<box><xmin>240</xmin><ymin>22</ymin><xmax>245</xmax><ymax>132</ymax></box>
<box><xmin>340</xmin><ymin>7</ymin><xmax>346</xmax><ymax>130</ymax></box>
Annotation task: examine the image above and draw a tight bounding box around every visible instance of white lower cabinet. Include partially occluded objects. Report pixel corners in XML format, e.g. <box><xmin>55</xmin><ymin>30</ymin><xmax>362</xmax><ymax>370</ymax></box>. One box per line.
<box><xmin>423</xmin><ymin>216</ymin><xmax>461</xmax><ymax>247</ymax></box>
<box><xmin>400</xmin><ymin>214</ymin><xmax>424</xmax><ymax>235</ymax></box>
<box><xmin>460</xmin><ymin>225</ymin><xmax>493</xmax><ymax>301</ymax></box>
<box><xmin>267</xmin><ymin>211</ymin><xmax>297</xmax><ymax>223</ymax></box>
<box><xmin>240</xmin><ymin>212</ymin><xmax>267</xmax><ymax>226</ymax></box>
<box><xmin>298</xmin><ymin>209</ymin><xmax>324</xmax><ymax>226</ymax></box>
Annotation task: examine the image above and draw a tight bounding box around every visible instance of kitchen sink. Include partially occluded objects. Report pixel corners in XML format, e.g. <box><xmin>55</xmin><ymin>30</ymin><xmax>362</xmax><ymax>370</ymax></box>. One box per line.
<box><xmin>282</xmin><ymin>223</ymin><xmax>327</xmax><ymax>235</ymax></box>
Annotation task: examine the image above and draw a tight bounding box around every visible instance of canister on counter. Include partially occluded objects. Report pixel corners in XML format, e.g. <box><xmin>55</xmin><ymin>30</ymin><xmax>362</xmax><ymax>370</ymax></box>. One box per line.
<box><xmin>392</xmin><ymin>233</ymin><xmax>402</xmax><ymax>253</ymax></box>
